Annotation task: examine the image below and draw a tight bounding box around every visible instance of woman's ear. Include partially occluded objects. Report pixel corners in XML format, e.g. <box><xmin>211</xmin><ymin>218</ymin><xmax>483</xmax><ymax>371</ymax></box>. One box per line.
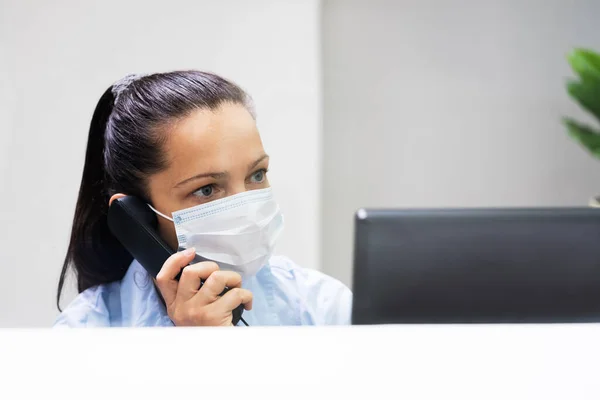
<box><xmin>108</xmin><ymin>193</ymin><xmax>127</xmax><ymax>207</ymax></box>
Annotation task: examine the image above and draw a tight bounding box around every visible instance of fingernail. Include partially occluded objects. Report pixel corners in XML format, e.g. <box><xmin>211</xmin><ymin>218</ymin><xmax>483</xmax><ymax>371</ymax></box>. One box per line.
<box><xmin>183</xmin><ymin>247</ymin><xmax>196</xmax><ymax>256</ymax></box>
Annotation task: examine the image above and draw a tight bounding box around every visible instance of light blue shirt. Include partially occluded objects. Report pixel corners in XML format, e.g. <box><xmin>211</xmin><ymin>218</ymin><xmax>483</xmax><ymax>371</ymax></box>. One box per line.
<box><xmin>54</xmin><ymin>255</ymin><xmax>353</xmax><ymax>327</ymax></box>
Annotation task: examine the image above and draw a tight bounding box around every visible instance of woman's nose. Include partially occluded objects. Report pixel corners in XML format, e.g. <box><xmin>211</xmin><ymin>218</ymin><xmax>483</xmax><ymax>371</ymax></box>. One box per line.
<box><xmin>228</xmin><ymin>183</ymin><xmax>248</xmax><ymax>196</ymax></box>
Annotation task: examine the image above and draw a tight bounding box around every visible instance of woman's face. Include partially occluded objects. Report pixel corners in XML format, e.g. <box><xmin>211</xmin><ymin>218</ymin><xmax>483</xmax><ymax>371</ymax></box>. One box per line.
<box><xmin>146</xmin><ymin>102</ymin><xmax>270</xmax><ymax>250</ymax></box>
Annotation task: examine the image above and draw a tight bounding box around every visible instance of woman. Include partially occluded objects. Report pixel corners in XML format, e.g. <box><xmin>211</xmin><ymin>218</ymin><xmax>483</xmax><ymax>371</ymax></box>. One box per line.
<box><xmin>55</xmin><ymin>71</ymin><xmax>352</xmax><ymax>327</ymax></box>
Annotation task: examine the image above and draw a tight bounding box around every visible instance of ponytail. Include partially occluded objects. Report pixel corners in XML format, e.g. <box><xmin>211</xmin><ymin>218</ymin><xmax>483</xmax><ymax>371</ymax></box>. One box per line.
<box><xmin>56</xmin><ymin>87</ymin><xmax>132</xmax><ymax>310</ymax></box>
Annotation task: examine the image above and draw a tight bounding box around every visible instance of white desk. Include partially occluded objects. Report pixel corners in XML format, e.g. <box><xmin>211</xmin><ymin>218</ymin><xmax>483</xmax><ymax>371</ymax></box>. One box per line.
<box><xmin>1</xmin><ymin>324</ymin><xmax>599</xmax><ymax>399</ymax></box>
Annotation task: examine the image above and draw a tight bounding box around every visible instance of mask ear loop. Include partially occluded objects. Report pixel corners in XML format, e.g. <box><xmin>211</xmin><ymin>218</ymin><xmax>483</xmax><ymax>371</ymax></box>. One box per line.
<box><xmin>147</xmin><ymin>204</ymin><xmax>174</xmax><ymax>222</ymax></box>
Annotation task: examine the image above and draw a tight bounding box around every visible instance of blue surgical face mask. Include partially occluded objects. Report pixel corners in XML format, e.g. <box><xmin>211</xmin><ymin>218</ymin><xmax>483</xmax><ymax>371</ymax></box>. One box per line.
<box><xmin>150</xmin><ymin>187</ymin><xmax>284</xmax><ymax>277</ymax></box>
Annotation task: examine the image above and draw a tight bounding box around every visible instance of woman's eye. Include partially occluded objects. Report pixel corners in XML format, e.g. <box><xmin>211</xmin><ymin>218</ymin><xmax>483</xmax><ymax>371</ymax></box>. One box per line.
<box><xmin>193</xmin><ymin>185</ymin><xmax>214</xmax><ymax>197</ymax></box>
<box><xmin>250</xmin><ymin>169</ymin><xmax>266</xmax><ymax>183</ymax></box>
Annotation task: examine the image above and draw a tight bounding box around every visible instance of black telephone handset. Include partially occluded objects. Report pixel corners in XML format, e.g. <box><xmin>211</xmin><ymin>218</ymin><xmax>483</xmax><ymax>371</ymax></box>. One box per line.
<box><xmin>107</xmin><ymin>196</ymin><xmax>245</xmax><ymax>325</ymax></box>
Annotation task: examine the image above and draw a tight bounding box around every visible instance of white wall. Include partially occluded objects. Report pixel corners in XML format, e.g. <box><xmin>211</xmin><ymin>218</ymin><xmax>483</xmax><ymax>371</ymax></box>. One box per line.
<box><xmin>322</xmin><ymin>0</ymin><xmax>600</xmax><ymax>288</ymax></box>
<box><xmin>0</xmin><ymin>0</ymin><xmax>321</xmax><ymax>327</ymax></box>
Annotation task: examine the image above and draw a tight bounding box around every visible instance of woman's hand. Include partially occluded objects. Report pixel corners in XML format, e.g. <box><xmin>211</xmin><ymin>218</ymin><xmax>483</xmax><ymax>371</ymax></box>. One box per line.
<box><xmin>155</xmin><ymin>248</ymin><xmax>253</xmax><ymax>326</ymax></box>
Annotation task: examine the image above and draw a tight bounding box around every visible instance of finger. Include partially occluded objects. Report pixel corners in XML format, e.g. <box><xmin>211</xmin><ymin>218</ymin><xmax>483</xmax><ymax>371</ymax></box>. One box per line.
<box><xmin>214</xmin><ymin>288</ymin><xmax>254</xmax><ymax>311</ymax></box>
<box><xmin>195</xmin><ymin>270</ymin><xmax>243</xmax><ymax>304</ymax></box>
<box><xmin>155</xmin><ymin>248</ymin><xmax>197</xmax><ymax>306</ymax></box>
<box><xmin>176</xmin><ymin>261</ymin><xmax>220</xmax><ymax>302</ymax></box>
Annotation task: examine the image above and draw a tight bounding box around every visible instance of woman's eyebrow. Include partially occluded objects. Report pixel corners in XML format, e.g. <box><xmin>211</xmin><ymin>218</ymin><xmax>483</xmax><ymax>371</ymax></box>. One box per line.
<box><xmin>174</xmin><ymin>154</ymin><xmax>269</xmax><ymax>189</ymax></box>
<box><xmin>248</xmin><ymin>154</ymin><xmax>269</xmax><ymax>170</ymax></box>
<box><xmin>174</xmin><ymin>171</ymin><xmax>228</xmax><ymax>188</ymax></box>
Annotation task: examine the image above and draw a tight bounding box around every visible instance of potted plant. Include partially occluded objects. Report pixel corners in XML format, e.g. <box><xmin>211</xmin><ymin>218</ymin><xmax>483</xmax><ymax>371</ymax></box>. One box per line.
<box><xmin>563</xmin><ymin>48</ymin><xmax>600</xmax><ymax>206</ymax></box>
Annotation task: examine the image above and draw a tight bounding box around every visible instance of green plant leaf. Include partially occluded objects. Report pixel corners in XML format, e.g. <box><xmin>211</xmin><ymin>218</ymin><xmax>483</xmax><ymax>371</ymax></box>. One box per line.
<box><xmin>570</xmin><ymin>48</ymin><xmax>600</xmax><ymax>72</ymax></box>
<box><xmin>566</xmin><ymin>79</ymin><xmax>600</xmax><ymax>122</ymax></box>
<box><xmin>564</xmin><ymin>117</ymin><xmax>600</xmax><ymax>158</ymax></box>
<box><xmin>567</xmin><ymin>49</ymin><xmax>600</xmax><ymax>83</ymax></box>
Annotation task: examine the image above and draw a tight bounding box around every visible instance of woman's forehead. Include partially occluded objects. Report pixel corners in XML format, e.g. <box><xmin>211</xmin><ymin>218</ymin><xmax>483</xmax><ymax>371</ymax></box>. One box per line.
<box><xmin>162</xmin><ymin>104</ymin><xmax>265</xmax><ymax>175</ymax></box>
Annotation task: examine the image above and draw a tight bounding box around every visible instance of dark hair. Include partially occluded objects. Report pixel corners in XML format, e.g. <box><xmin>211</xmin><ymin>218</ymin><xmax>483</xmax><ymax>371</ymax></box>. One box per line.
<box><xmin>57</xmin><ymin>70</ymin><xmax>255</xmax><ymax>310</ymax></box>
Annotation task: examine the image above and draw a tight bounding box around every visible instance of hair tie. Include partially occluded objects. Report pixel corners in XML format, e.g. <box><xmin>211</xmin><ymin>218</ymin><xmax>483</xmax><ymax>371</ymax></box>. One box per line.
<box><xmin>111</xmin><ymin>73</ymin><xmax>148</xmax><ymax>103</ymax></box>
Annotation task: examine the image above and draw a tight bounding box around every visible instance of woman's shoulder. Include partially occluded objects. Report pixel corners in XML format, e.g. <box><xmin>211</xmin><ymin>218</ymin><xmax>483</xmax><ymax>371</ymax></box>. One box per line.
<box><xmin>265</xmin><ymin>255</ymin><xmax>353</xmax><ymax>324</ymax></box>
<box><xmin>53</xmin><ymin>281</ymin><xmax>121</xmax><ymax>328</ymax></box>
<box><xmin>54</xmin><ymin>260</ymin><xmax>173</xmax><ymax>328</ymax></box>
<box><xmin>268</xmin><ymin>255</ymin><xmax>350</xmax><ymax>291</ymax></box>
